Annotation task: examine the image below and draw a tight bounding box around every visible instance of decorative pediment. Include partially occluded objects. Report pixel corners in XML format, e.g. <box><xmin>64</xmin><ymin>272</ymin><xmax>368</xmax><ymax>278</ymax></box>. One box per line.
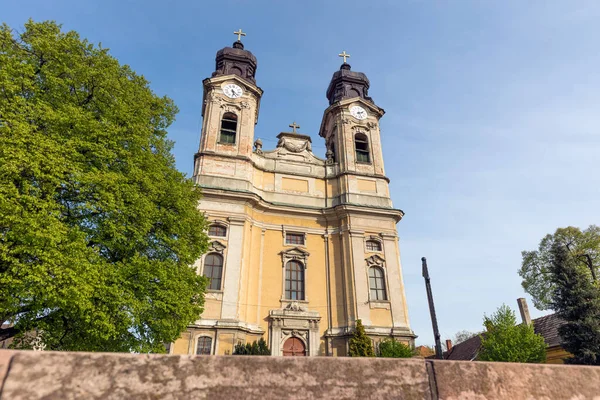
<box><xmin>366</xmin><ymin>254</ymin><xmax>385</xmax><ymax>267</ymax></box>
<box><xmin>280</xmin><ymin>247</ymin><xmax>310</xmax><ymax>268</ymax></box>
<box><xmin>208</xmin><ymin>240</ymin><xmax>226</xmax><ymax>254</ymax></box>
<box><xmin>281</xmin><ymin>247</ymin><xmax>310</xmax><ymax>258</ymax></box>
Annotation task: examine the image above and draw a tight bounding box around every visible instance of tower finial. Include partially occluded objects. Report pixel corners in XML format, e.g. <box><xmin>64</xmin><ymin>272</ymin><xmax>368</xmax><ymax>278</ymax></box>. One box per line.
<box><xmin>289</xmin><ymin>121</ymin><xmax>301</xmax><ymax>133</ymax></box>
<box><xmin>233</xmin><ymin>29</ymin><xmax>246</xmax><ymax>42</ymax></box>
<box><xmin>338</xmin><ymin>50</ymin><xmax>351</xmax><ymax>64</ymax></box>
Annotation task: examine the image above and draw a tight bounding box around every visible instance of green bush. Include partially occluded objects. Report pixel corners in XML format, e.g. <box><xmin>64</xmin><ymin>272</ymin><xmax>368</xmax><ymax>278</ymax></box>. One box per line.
<box><xmin>349</xmin><ymin>319</ymin><xmax>375</xmax><ymax>357</ymax></box>
<box><xmin>378</xmin><ymin>338</ymin><xmax>414</xmax><ymax>358</ymax></box>
<box><xmin>233</xmin><ymin>337</ymin><xmax>271</xmax><ymax>355</ymax></box>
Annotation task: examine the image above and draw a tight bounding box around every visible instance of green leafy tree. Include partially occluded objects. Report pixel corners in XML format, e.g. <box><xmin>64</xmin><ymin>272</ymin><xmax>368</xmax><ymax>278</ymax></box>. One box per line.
<box><xmin>349</xmin><ymin>319</ymin><xmax>375</xmax><ymax>357</ymax></box>
<box><xmin>378</xmin><ymin>338</ymin><xmax>414</xmax><ymax>358</ymax></box>
<box><xmin>478</xmin><ymin>305</ymin><xmax>546</xmax><ymax>363</ymax></box>
<box><xmin>0</xmin><ymin>20</ymin><xmax>209</xmax><ymax>352</ymax></box>
<box><xmin>519</xmin><ymin>226</ymin><xmax>599</xmax><ymax>310</ymax></box>
<box><xmin>233</xmin><ymin>338</ymin><xmax>271</xmax><ymax>355</ymax></box>
<box><xmin>550</xmin><ymin>243</ymin><xmax>600</xmax><ymax>365</ymax></box>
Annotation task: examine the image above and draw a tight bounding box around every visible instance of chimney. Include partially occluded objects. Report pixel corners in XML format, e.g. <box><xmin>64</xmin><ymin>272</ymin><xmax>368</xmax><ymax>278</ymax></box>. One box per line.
<box><xmin>445</xmin><ymin>339</ymin><xmax>453</xmax><ymax>352</ymax></box>
<box><xmin>517</xmin><ymin>298</ymin><xmax>532</xmax><ymax>326</ymax></box>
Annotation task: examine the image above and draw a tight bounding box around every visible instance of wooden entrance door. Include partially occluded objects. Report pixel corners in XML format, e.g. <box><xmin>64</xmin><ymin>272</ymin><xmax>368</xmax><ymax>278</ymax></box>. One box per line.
<box><xmin>282</xmin><ymin>337</ymin><xmax>306</xmax><ymax>356</ymax></box>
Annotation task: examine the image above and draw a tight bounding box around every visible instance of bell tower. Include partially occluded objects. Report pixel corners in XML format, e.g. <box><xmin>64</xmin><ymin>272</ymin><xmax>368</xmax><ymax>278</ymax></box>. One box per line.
<box><xmin>319</xmin><ymin>52</ymin><xmax>391</xmax><ymax>209</ymax></box>
<box><xmin>193</xmin><ymin>30</ymin><xmax>263</xmax><ymax>190</ymax></box>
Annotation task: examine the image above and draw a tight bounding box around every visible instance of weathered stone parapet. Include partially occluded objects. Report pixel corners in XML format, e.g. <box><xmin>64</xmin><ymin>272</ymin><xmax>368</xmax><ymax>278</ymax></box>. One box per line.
<box><xmin>1</xmin><ymin>349</ymin><xmax>599</xmax><ymax>399</ymax></box>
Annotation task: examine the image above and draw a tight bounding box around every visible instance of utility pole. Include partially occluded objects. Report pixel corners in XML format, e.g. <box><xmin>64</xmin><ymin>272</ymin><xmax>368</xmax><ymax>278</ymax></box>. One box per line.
<box><xmin>422</xmin><ymin>257</ymin><xmax>443</xmax><ymax>359</ymax></box>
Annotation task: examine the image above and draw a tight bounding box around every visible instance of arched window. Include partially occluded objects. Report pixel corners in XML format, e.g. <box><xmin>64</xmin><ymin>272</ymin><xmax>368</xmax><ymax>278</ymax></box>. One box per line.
<box><xmin>366</xmin><ymin>240</ymin><xmax>382</xmax><ymax>252</ymax></box>
<box><xmin>196</xmin><ymin>336</ymin><xmax>212</xmax><ymax>355</ymax></box>
<box><xmin>285</xmin><ymin>260</ymin><xmax>305</xmax><ymax>300</ymax></box>
<box><xmin>355</xmin><ymin>133</ymin><xmax>370</xmax><ymax>163</ymax></box>
<box><xmin>208</xmin><ymin>224</ymin><xmax>227</xmax><ymax>237</ymax></box>
<box><xmin>203</xmin><ymin>254</ymin><xmax>223</xmax><ymax>290</ymax></box>
<box><xmin>369</xmin><ymin>267</ymin><xmax>387</xmax><ymax>301</ymax></box>
<box><xmin>219</xmin><ymin>113</ymin><xmax>237</xmax><ymax>144</ymax></box>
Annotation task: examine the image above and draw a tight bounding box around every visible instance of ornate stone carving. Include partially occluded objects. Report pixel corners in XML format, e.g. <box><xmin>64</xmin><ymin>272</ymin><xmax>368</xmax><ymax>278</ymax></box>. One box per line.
<box><xmin>282</xmin><ymin>329</ymin><xmax>308</xmax><ymax>340</ymax></box>
<box><xmin>284</xmin><ymin>301</ymin><xmax>306</xmax><ymax>312</ymax></box>
<box><xmin>253</xmin><ymin>138</ymin><xmax>263</xmax><ymax>154</ymax></box>
<box><xmin>366</xmin><ymin>254</ymin><xmax>385</xmax><ymax>267</ymax></box>
<box><xmin>240</xmin><ymin>101</ymin><xmax>251</xmax><ymax>109</ymax></box>
<box><xmin>207</xmin><ymin>92</ymin><xmax>226</xmax><ymax>107</ymax></box>
<box><xmin>367</xmin><ymin>121</ymin><xmax>377</xmax><ymax>130</ymax></box>
<box><xmin>325</xmin><ymin>149</ymin><xmax>334</xmax><ymax>165</ymax></box>
<box><xmin>276</xmin><ymin>136</ymin><xmax>312</xmax><ymax>153</ymax></box>
<box><xmin>220</xmin><ymin>103</ymin><xmax>241</xmax><ymax>111</ymax></box>
<box><xmin>208</xmin><ymin>240</ymin><xmax>226</xmax><ymax>254</ymax></box>
<box><xmin>280</xmin><ymin>247</ymin><xmax>310</xmax><ymax>268</ymax></box>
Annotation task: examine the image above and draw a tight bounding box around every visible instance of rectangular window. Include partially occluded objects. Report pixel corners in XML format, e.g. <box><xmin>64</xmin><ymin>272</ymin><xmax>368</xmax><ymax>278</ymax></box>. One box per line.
<box><xmin>356</xmin><ymin>149</ymin><xmax>370</xmax><ymax>163</ymax></box>
<box><xmin>208</xmin><ymin>225</ymin><xmax>227</xmax><ymax>237</ymax></box>
<box><xmin>219</xmin><ymin>130</ymin><xmax>236</xmax><ymax>144</ymax></box>
<box><xmin>285</xmin><ymin>233</ymin><xmax>305</xmax><ymax>245</ymax></box>
<box><xmin>219</xmin><ymin>114</ymin><xmax>237</xmax><ymax>144</ymax></box>
<box><xmin>355</xmin><ymin>134</ymin><xmax>370</xmax><ymax>163</ymax></box>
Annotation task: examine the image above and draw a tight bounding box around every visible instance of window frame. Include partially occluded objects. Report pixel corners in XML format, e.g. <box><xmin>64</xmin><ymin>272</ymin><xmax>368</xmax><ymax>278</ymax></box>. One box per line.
<box><xmin>354</xmin><ymin>132</ymin><xmax>371</xmax><ymax>164</ymax></box>
<box><xmin>285</xmin><ymin>260</ymin><xmax>305</xmax><ymax>301</ymax></box>
<box><xmin>368</xmin><ymin>266</ymin><xmax>387</xmax><ymax>301</ymax></box>
<box><xmin>219</xmin><ymin>112</ymin><xmax>238</xmax><ymax>145</ymax></box>
<box><xmin>208</xmin><ymin>224</ymin><xmax>227</xmax><ymax>238</ymax></box>
<box><xmin>285</xmin><ymin>232</ymin><xmax>306</xmax><ymax>246</ymax></box>
<box><xmin>196</xmin><ymin>336</ymin><xmax>213</xmax><ymax>355</ymax></box>
<box><xmin>365</xmin><ymin>239</ymin><xmax>382</xmax><ymax>252</ymax></box>
<box><xmin>203</xmin><ymin>253</ymin><xmax>224</xmax><ymax>291</ymax></box>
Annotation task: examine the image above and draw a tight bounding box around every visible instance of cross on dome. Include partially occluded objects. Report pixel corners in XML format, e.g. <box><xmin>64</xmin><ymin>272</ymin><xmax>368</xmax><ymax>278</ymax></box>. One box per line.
<box><xmin>233</xmin><ymin>29</ymin><xmax>246</xmax><ymax>42</ymax></box>
<box><xmin>338</xmin><ymin>51</ymin><xmax>351</xmax><ymax>63</ymax></box>
<box><xmin>289</xmin><ymin>122</ymin><xmax>301</xmax><ymax>133</ymax></box>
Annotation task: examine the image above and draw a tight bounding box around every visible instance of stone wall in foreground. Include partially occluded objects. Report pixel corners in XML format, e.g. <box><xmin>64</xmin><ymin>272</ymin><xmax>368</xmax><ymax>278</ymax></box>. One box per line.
<box><xmin>0</xmin><ymin>350</ymin><xmax>599</xmax><ymax>399</ymax></box>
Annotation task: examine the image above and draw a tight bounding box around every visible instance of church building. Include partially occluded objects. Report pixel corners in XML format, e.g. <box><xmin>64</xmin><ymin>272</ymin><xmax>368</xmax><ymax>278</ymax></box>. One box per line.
<box><xmin>170</xmin><ymin>31</ymin><xmax>415</xmax><ymax>356</ymax></box>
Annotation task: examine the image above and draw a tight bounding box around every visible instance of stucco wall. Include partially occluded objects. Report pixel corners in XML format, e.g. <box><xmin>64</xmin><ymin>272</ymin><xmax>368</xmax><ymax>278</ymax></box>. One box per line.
<box><xmin>1</xmin><ymin>350</ymin><xmax>599</xmax><ymax>399</ymax></box>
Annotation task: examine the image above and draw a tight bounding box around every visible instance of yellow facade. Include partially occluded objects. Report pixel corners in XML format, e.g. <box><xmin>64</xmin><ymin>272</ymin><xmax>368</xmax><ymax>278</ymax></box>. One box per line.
<box><xmin>171</xmin><ymin>38</ymin><xmax>415</xmax><ymax>356</ymax></box>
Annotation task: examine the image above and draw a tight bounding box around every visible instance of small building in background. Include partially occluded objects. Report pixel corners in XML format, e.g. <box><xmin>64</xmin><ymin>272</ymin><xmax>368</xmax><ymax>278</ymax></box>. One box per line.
<box><xmin>438</xmin><ymin>298</ymin><xmax>571</xmax><ymax>364</ymax></box>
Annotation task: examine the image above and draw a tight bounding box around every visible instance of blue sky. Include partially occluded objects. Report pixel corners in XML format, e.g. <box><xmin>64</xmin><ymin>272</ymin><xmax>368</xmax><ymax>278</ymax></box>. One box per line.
<box><xmin>5</xmin><ymin>1</ymin><xmax>600</xmax><ymax>346</ymax></box>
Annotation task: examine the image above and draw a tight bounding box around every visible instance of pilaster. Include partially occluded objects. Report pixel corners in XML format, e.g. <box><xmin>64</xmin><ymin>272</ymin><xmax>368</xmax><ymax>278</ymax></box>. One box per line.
<box><xmin>349</xmin><ymin>229</ymin><xmax>371</xmax><ymax>325</ymax></box>
<box><xmin>381</xmin><ymin>232</ymin><xmax>409</xmax><ymax>328</ymax></box>
<box><xmin>220</xmin><ymin>216</ymin><xmax>246</xmax><ymax>319</ymax></box>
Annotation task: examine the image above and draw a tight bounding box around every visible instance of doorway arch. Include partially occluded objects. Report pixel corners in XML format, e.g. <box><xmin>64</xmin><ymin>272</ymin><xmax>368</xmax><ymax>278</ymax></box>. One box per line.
<box><xmin>282</xmin><ymin>337</ymin><xmax>306</xmax><ymax>356</ymax></box>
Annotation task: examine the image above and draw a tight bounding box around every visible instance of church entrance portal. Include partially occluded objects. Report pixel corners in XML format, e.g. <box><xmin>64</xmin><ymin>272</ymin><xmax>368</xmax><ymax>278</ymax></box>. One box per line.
<box><xmin>282</xmin><ymin>337</ymin><xmax>306</xmax><ymax>356</ymax></box>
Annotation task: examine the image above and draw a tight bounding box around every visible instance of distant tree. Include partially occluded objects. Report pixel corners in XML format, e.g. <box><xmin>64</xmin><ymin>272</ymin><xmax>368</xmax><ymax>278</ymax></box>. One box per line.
<box><xmin>349</xmin><ymin>319</ymin><xmax>375</xmax><ymax>357</ymax></box>
<box><xmin>233</xmin><ymin>338</ymin><xmax>271</xmax><ymax>355</ymax></box>
<box><xmin>550</xmin><ymin>243</ymin><xmax>600</xmax><ymax>365</ymax></box>
<box><xmin>378</xmin><ymin>338</ymin><xmax>413</xmax><ymax>358</ymax></box>
<box><xmin>478</xmin><ymin>305</ymin><xmax>546</xmax><ymax>363</ymax></box>
<box><xmin>519</xmin><ymin>226</ymin><xmax>599</xmax><ymax>310</ymax></box>
<box><xmin>0</xmin><ymin>20</ymin><xmax>209</xmax><ymax>352</ymax></box>
<box><xmin>453</xmin><ymin>330</ymin><xmax>478</xmax><ymax>344</ymax></box>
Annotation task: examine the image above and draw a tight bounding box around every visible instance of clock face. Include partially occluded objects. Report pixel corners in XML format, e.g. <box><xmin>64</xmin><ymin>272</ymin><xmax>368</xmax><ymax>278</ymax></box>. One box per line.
<box><xmin>223</xmin><ymin>83</ymin><xmax>243</xmax><ymax>99</ymax></box>
<box><xmin>350</xmin><ymin>105</ymin><xmax>367</xmax><ymax>120</ymax></box>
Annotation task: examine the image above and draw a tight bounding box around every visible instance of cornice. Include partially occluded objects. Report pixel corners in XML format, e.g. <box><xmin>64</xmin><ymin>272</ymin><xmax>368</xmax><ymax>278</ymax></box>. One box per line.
<box><xmin>199</xmin><ymin>185</ymin><xmax>404</xmax><ymax>223</ymax></box>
